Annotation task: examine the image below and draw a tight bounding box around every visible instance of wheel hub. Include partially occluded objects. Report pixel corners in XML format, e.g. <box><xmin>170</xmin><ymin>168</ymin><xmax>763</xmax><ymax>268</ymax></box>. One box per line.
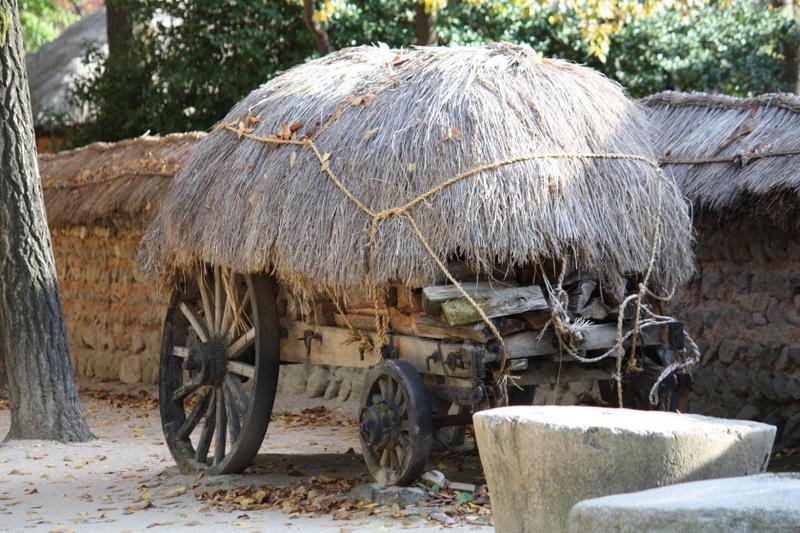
<box><xmin>187</xmin><ymin>337</ymin><xmax>229</xmax><ymax>386</ymax></box>
<box><xmin>360</xmin><ymin>401</ymin><xmax>399</xmax><ymax>449</ymax></box>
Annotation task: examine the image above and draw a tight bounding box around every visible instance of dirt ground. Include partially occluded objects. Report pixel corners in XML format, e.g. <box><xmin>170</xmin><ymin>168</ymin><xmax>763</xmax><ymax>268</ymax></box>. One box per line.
<box><xmin>0</xmin><ymin>379</ymin><xmax>490</xmax><ymax>533</ymax></box>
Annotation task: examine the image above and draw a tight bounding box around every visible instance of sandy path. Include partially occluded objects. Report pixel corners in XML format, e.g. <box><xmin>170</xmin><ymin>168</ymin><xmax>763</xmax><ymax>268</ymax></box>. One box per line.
<box><xmin>0</xmin><ymin>380</ymin><xmax>489</xmax><ymax>532</ymax></box>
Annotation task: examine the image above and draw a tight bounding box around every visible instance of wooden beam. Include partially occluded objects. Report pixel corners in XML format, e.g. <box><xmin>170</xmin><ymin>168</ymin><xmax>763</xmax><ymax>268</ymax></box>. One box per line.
<box><xmin>279</xmin><ymin>319</ymin><xmax>478</xmax><ymax>378</ymax></box>
<box><xmin>441</xmin><ymin>286</ymin><xmax>549</xmax><ymax>326</ymax></box>
<box><xmin>422</xmin><ymin>281</ymin><xmax>518</xmax><ymax>314</ymax></box>
<box><xmin>490</xmin><ymin>323</ymin><xmax>664</xmax><ymax>361</ymax></box>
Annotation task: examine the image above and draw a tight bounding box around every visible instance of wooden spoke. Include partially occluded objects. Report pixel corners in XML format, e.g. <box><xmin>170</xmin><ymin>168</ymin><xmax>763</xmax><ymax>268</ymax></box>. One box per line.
<box><xmin>395</xmin><ymin>445</ymin><xmax>406</xmax><ymax>467</ymax></box>
<box><xmin>391</xmin><ymin>448</ymin><xmax>400</xmax><ymax>470</ymax></box>
<box><xmin>227</xmin><ymin>287</ymin><xmax>251</xmax><ymax>341</ymax></box>
<box><xmin>380</xmin><ymin>448</ymin><xmax>390</xmax><ymax>467</ymax></box>
<box><xmin>180</xmin><ymin>303</ymin><xmax>208</xmax><ymax>343</ymax></box>
<box><xmin>226</xmin><ymin>286</ymin><xmax>252</xmax><ymax>342</ymax></box>
<box><xmin>173</xmin><ymin>346</ymin><xmax>190</xmax><ymax>359</ymax></box>
<box><xmin>400</xmin><ymin>420</ymin><xmax>412</xmax><ymax>432</ymax></box>
<box><xmin>225</xmin><ymin>389</ymin><xmax>241</xmax><ymax>445</ymax></box>
<box><xmin>393</xmin><ymin>384</ymin><xmax>403</xmax><ymax>406</ymax></box>
<box><xmin>214</xmin><ymin>266</ymin><xmax>223</xmax><ymax>335</ymax></box>
<box><xmin>172</xmin><ymin>380</ymin><xmax>202</xmax><ymax>403</ymax></box>
<box><xmin>220</xmin><ymin>281</ymin><xmax>234</xmax><ymax>338</ymax></box>
<box><xmin>378</xmin><ymin>377</ymin><xmax>391</xmax><ymax>401</ymax></box>
<box><xmin>398</xmin><ymin>433</ymin><xmax>412</xmax><ymax>448</ymax></box>
<box><xmin>225</xmin><ymin>374</ymin><xmax>250</xmax><ymax>414</ymax></box>
<box><xmin>227</xmin><ymin>360</ymin><xmax>255</xmax><ymax>379</ymax></box>
<box><xmin>198</xmin><ymin>270</ymin><xmax>214</xmax><ymax>336</ymax></box>
<box><xmin>227</xmin><ymin>328</ymin><xmax>255</xmax><ymax>360</ymax></box>
<box><xmin>195</xmin><ymin>390</ymin><xmax>216</xmax><ymax>464</ymax></box>
<box><xmin>177</xmin><ymin>390</ymin><xmax>210</xmax><ymax>440</ymax></box>
<box><xmin>214</xmin><ymin>391</ymin><xmax>227</xmax><ymax>464</ymax></box>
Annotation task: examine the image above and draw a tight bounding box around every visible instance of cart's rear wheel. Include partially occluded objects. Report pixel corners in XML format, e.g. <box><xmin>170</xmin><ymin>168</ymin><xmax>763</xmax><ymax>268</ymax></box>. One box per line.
<box><xmin>359</xmin><ymin>360</ymin><xmax>432</xmax><ymax>485</ymax></box>
<box><xmin>159</xmin><ymin>266</ymin><xmax>280</xmax><ymax>475</ymax></box>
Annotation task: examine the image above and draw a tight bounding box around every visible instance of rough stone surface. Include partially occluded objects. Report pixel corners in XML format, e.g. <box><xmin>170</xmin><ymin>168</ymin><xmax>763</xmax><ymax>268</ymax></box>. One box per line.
<box><xmin>568</xmin><ymin>473</ymin><xmax>800</xmax><ymax>533</ymax></box>
<box><xmin>306</xmin><ymin>366</ymin><xmax>331</xmax><ymax>398</ymax></box>
<box><xmin>473</xmin><ymin>406</ymin><xmax>776</xmax><ymax>533</ymax></box>
<box><xmin>348</xmin><ymin>483</ymin><xmax>429</xmax><ymax>507</ymax></box>
<box><xmin>118</xmin><ymin>354</ymin><xmax>142</xmax><ymax>385</ymax></box>
<box><xmin>784</xmin><ymin>412</ymin><xmax>800</xmax><ymax>448</ymax></box>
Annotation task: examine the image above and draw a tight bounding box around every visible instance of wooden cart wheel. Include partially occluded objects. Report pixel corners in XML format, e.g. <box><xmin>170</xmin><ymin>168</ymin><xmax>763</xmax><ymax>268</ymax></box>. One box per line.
<box><xmin>159</xmin><ymin>266</ymin><xmax>280</xmax><ymax>475</ymax></box>
<box><xmin>359</xmin><ymin>360</ymin><xmax>433</xmax><ymax>485</ymax></box>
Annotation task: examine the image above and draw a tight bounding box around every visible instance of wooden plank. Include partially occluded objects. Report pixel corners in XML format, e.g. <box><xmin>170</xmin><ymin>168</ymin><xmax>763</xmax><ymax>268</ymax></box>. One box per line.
<box><xmin>441</xmin><ymin>285</ymin><xmax>549</xmax><ymax>326</ymax></box>
<box><xmin>512</xmin><ymin>361</ymin><xmax>612</xmax><ymax>386</ymax></box>
<box><xmin>491</xmin><ymin>323</ymin><xmax>664</xmax><ymax>361</ymax></box>
<box><xmin>412</xmin><ymin>315</ymin><xmax>488</xmax><ymax>343</ymax></box>
<box><xmin>422</xmin><ymin>281</ymin><xmax>518</xmax><ymax>314</ymax></box>
<box><xmin>279</xmin><ymin>319</ymin><xmax>475</xmax><ymax>377</ymax></box>
<box><xmin>333</xmin><ymin>313</ymin><xmax>377</xmax><ymax>332</ymax></box>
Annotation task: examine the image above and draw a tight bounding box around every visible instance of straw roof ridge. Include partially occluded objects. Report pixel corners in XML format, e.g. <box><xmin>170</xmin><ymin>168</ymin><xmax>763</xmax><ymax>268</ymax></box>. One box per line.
<box><xmin>40</xmin><ymin>132</ymin><xmax>205</xmax><ymax>227</ymax></box>
<box><xmin>141</xmin><ymin>43</ymin><xmax>694</xmax><ymax>293</ymax></box>
<box><xmin>643</xmin><ymin>90</ymin><xmax>800</xmax><ymax>215</ymax></box>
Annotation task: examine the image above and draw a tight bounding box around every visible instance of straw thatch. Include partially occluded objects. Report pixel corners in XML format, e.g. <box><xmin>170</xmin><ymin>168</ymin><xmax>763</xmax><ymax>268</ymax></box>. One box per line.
<box><xmin>40</xmin><ymin>132</ymin><xmax>205</xmax><ymax>227</ymax></box>
<box><xmin>643</xmin><ymin>91</ymin><xmax>800</xmax><ymax>218</ymax></box>
<box><xmin>141</xmin><ymin>43</ymin><xmax>694</xmax><ymax>294</ymax></box>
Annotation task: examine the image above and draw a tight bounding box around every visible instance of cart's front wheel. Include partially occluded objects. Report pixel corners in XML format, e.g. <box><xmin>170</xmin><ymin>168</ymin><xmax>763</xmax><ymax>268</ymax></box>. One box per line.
<box><xmin>359</xmin><ymin>360</ymin><xmax>432</xmax><ymax>485</ymax></box>
<box><xmin>159</xmin><ymin>266</ymin><xmax>280</xmax><ymax>475</ymax></box>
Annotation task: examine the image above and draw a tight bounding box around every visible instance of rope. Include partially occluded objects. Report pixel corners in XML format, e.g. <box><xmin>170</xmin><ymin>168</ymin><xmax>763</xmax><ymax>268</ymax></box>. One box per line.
<box><xmin>660</xmin><ymin>148</ymin><xmax>800</xmax><ymax>166</ymax></box>
<box><xmin>217</xmin><ymin>120</ymin><xmax>689</xmax><ymax>398</ymax></box>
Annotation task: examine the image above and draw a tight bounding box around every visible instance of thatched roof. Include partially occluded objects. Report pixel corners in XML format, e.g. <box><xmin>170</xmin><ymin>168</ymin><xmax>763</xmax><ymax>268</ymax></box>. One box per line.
<box><xmin>643</xmin><ymin>91</ymin><xmax>800</xmax><ymax>216</ymax></box>
<box><xmin>40</xmin><ymin>133</ymin><xmax>204</xmax><ymax>227</ymax></box>
<box><xmin>141</xmin><ymin>44</ymin><xmax>694</xmax><ymax>293</ymax></box>
<box><xmin>26</xmin><ymin>8</ymin><xmax>107</xmax><ymax>129</ymax></box>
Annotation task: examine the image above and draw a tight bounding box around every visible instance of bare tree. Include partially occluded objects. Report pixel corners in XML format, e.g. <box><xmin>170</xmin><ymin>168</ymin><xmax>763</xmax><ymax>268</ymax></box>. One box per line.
<box><xmin>0</xmin><ymin>0</ymin><xmax>93</xmax><ymax>442</ymax></box>
<box><xmin>415</xmin><ymin>1</ymin><xmax>438</xmax><ymax>46</ymax></box>
<box><xmin>303</xmin><ymin>0</ymin><xmax>332</xmax><ymax>56</ymax></box>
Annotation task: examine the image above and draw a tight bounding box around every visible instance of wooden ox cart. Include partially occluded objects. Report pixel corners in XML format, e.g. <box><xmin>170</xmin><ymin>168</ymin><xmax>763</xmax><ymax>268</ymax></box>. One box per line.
<box><xmin>140</xmin><ymin>44</ymin><xmax>697</xmax><ymax>485</ymax></box>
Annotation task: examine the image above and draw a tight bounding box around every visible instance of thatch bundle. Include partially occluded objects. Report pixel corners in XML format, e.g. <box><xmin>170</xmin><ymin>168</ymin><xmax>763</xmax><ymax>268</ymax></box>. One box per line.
<box><xmin>40</xmin><ymin>132</ymin><xmax>204</xmax><ymax>226</ymax></box>
<box><xmin>140</xmin><ymin>43</ymin><xmax>693</xmax><ymax>295</ymax></box>
<box><xmin>643</xmin><ymin>91</ymin><xmax>800</xmax><ymax>220</ymax></box>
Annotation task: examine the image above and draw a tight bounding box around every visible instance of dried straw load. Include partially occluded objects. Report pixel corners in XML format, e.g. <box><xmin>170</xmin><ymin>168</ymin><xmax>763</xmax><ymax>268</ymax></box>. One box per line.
<box><xmin>40</xmin><ymin>133</ymin><xmax>204</xmax><ymax>383</ymax></box>
<box><xmin>643</xmin><ymin>91</ymin><xmax>800</xmax><ymax>430</ymax></box>
<box><xmin>140</xmin><ymin>44</ymin><xmax>694</xmax><ymax>300</ymax></box>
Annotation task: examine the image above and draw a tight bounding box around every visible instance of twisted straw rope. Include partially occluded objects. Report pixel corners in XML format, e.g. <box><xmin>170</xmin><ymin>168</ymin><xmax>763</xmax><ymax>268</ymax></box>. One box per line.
<box><xmin>218</xmin><ymin>121</ymin><xmax>675</xmax><ymax>397</ymax></box>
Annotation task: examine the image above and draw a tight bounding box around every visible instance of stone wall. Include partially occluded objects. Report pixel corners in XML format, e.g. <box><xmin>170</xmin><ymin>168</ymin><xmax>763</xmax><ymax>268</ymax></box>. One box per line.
<box><xmin>673</xmin><ymin>214</ymin><xmax>800</xmax><ymax>447</ymax></box>
<box><xmin>51</xmin><ymin>222</ymin><xmax>162</xmax><ymax>385</ymax></box>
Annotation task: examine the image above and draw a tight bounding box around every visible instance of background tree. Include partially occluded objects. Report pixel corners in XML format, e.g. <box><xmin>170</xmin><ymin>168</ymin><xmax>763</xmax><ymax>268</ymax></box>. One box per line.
<box><xmin>0</xmin><ymin>0</ymin><xmax>93</xmax><ymax>442</ymax></box>
<box><xmin>17</xmin><ymin>0</ymin><xmax>76</xmax><ymax>52</ymax></box>
<box><xmin>64</xmin><ymin>0</ymin><xmax>796</xmax><ymax>146</ymax></box>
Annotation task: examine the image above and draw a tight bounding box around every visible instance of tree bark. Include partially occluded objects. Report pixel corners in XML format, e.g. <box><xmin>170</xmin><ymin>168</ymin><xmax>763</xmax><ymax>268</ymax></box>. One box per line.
<box><xmin>303</xmin><ymin>0</ymin><xmax>332</xmax><ymax>56</ymax></box>
<box><xmin>0</xmin><ymin>0</ymin><xmax>93</xmax><ymax>442</ymax></box>
<box><xmin>106</xmin><ymin>0</ymin><xmax>133</xmax><ymax>63</ymax></box>
<box><xmin>415</xmin><ymin>1</ymin><xmax>438</xmax><ymax>46</ymax></box>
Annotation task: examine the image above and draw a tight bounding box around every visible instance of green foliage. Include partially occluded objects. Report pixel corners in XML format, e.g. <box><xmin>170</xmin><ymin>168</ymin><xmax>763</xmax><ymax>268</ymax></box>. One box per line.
<box><xmin>68</xmin><ymin>0</ymin><xmax>314</xmax><ymax>145</ymax></box>
<box><xmin>66</xmin><ymin>0</ymin><xmax>797</xmax><ymax>146</ymax></box>
<box><xmin>604</xmin><ymin>1</ymin><xmax>797</xmax><ymax>97</ymax></box>
<box><xmin>18</xmin><ymin>0</ymin><xmax>76</xmax><ymax>52</ymax></box>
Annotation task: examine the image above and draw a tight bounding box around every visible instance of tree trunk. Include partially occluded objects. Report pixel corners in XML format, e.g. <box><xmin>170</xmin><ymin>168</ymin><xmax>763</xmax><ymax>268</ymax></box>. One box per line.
<box><xmin>106</xmin><ymin>0</ymin><xmax>133</xmax><ymax>63</ymax></box>
<box><xmin>775</xmin><ymin>0</ymin><xmax>800</xmax><ymax>92</ymax></box>
<box><xmin>303</xmin><ymin>0</ymin><xmax>332</xmax><ymax>56</ymax></box>
<box><xmin>0</xmin><ymin>0</ymin><xmax>93</xmax><ymax>442</ymax></box>
<box><xmin>415</xmin><ymin>1</ymin><xmax>438</xmax><ymax>46</ymax></box>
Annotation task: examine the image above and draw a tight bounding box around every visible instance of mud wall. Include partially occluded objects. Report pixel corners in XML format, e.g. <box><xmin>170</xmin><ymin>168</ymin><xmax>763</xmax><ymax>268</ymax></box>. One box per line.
<box><xmin>51</xmin><ymin>222</ymin><xmax>162</xmax><ymax>385</ymax></box>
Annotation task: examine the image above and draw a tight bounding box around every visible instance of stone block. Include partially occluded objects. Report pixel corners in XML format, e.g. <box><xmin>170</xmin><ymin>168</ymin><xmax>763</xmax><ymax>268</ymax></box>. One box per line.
<box><xmin>718</xmin><ymin>339</ymin><xmax>747</xmax><ymax>364</ymax></box>
<box><xmin>735</xmin><ymin>404</ymin><xmax>761</xmax><ymax>421</ymax></box>
<box><xmin>751</xmin><ymin>271</ymin><xmax>785</xmax><ymax>297</ymax></box>
<box><xmin>700</xmin><ymin>271</ymin><xmax>721</xmax><ymax>299</ymax></box>
<box><xmin>726</xmin><ymin>364</ymin><xmax>748</xmax><ymax>394</ymax></box>
<box><xmin>473</xmin><ymin>406</ymin><xmax>775</xmax><ymax>533</ymax></box>
<box><xmin>277</xmin><ymin>364</ymin><xmax>309</xmax><ymax>395</ymax></box>
<box><xmin>787</xmin><ymin>370</ymin><xmax>800</xmax><ymax>400</ymax></box>
<box><xmin>323</xmin><ymin>379</ymin><xmax>340</xmax><ymax>400</ymax></box>
<box><xmin>306</xmin><ymin>366</ymin><xmax>331</xmax><ymax>398</ymax></box>
<box><xmin>783</xmin><ymin>413</ymin><xmax>800</xmax><ymax>448</ymax></box>
<box><xmin>337</xmin><ymin>378</ymin><xmax>352</xmax><ymax>402</ymax></box>
<box><xmin>568</xmin><ymin>474</ymin><xmax>800</xmax><ymax>533</ymax></box>
<box><xmin>119</xmin><ymin>354</ymin><xmax>143</xmax><ymax>384</ymax></box>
